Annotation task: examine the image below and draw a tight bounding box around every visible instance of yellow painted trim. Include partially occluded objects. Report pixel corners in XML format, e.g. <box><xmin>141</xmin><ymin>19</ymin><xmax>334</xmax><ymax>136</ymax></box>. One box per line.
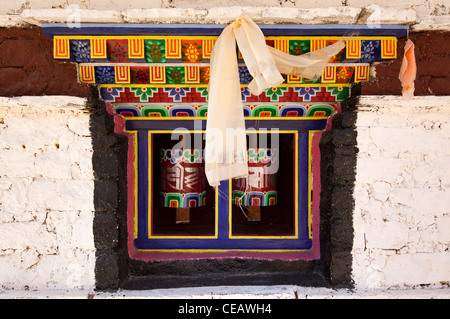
<box><xmin>99</xmin><ymin>83</ymin><xmax>351</xmax><ymax>88</ymax></box>
<box><xmin>126</xmin><ymin>130</ymin><xmax>139</xmax><ymax>238</ymax></box>
<box><xmin>54</xmin><ymin>35</ymin><xmax>219</xmax><ymax>40</ymax></box>
<box><xmin>53</xmin><ymin>37</ymin><xmax>70</xmax><ymax>59</ymax></box>
<box><xmin>79</xmin><ymin>65</ymin><xmax>96</xmax><ymax>83</ymax></box>
<box><xmin>148</xmin><ymin>131</ymin><xmax>152</xmax><ymax>237</ymax></box>
<box><xmin>132</xmin><ymin>127</ymin><xmax>320</xmax><ymax>244</ymax></box>
<box><xmin>114</xmin><ymin>65</ymin><xmax>131</xmax><ymax>84</ymax></box>
<box><xmin>55</xmin><ymin>35</ymin><xmax>397</xmax><ymax>41</ymax></box>
<box><xmin>89</xmin><ymin>38</ymin><xmax>107</xmax><ymax>59</ymax></box>
<box><xmin>265</xmin><ymin>36</ymin><xmax>397</xmax><ymax>41</ymax></box>
<box><xmin>128</xmin><ymin>37</ymin><xmax>145</xmax><ymax>59</ymax></box>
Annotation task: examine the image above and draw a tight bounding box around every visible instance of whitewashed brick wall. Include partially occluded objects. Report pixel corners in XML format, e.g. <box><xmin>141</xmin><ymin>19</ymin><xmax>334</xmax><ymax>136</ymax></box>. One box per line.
<box><xmin>0</xmin><ymin>94</ymin><xmax>449</xmax><ymax>294</ymax></box>
<box><xmin>352</xmin><ymin>96</ymin><xmax>450</xmax><ymax>289</ymax></box>
<box><xmin>1</xmin><ymin>1</ymin><xmax>449</xmax><ymax>31</ymax></box>
<box><xmin>0</xmin><ymin>96</ymin><xmax>95</xmax><ymax>291</ymax></box>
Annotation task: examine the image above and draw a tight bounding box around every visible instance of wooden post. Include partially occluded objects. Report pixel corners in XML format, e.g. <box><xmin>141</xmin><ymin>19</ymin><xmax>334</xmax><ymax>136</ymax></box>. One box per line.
<box><xmin>176</xmin><ymin>136</ymin><xmax>190</xmax><ymax>224</ymax></box>
<box><xmin>176</xmin><ymin>207</ymin><xmax>190</xmax><ymax>224</ymax></box>
<box><xmin>247</xmin><ymin>205</ymin><xmax>261</xmax><ymax>221</ymax></box>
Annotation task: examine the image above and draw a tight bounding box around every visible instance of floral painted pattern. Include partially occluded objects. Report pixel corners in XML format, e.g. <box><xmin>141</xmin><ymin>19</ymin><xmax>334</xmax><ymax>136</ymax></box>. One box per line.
<box><xmin>240</xmin><ymin>87</ymin><xmax>252</xmax><ymax>101</ymax></box>
<box><xmin>95</xmin><ymin>66</ymin><xmax>115</xmax><ymax>84</ymax></box>
<box><xmin>144</xmin><ymin>40</ymin><xmax>166</xmax><ymax>63</ymax></box>
<box><xmin>289</xmin><ymin>40</ymin><xmax>310</xmax><ymax>56</ymax></box>
<box><xmin>182</xmin><ymin>40</ymin><xmax>202</xmax><ymax>63</ymax></box>
<box><xmin>200</xmin><ymin>67</ymin><xmax>210</xmax><ymax>84</ymax></box>
<box><xmin>326</xmin><ymin>86</ymin><xmax>350</xmax><ymax>101</ymax></box>
<box><xmin>359</xmin><ymin>40</ymin><xmax>380</xmax><ymax>63</ymax></box>
<box><xmin>71</xmin><ymin>40</ymin><xmax>92</xmax><ymax>63</ymax></box>
<box><xmin>164</xmin><ymin>87</ymin><xmax>191</xmax><ymax>102</ymax></box>
<box><xmin>100</xmin><ymin>87</ymin><xmax>124</xmax><ymax>101</ymax></box>
<box><xmin>131</xmin><ymin>67</ymin><xmax>150</xmax><ymax>84</ymax></box>
<box><xmin>196</xmin><ymin>87</ymin><xmax>209</xmax><ymax>101</ymax></box>
<box><xmin>107</xmin><ymin>39</ymin><xmax>130</xmax><ymax>63</ymax></box>
<box><xmin>266</xmin><ymin>87</ymin><xmax>289</xmax><ymax>102</ymax></box>
<box><xmin>166</xmin><ymin>67</ymin><xmax>185</xmax><ymax>84</ymax></box>
<box><xmin>293</xmin><ymin>87</ymin><xmax>320</xmax><ymax>101</ymax></box>
<box><xmin>239</xmin><ymin>67</ymin><xmax>253</xmax><ymax>84</ymax></box>
<box><xmin>130</xmin><ymin>87</ymin><xmax>158</xmax><ymax>102</ymax></box>
<box><xmin>336</xmin><ymin>66</ymin><xmax>354</xmax><ymax>83</ymax></box>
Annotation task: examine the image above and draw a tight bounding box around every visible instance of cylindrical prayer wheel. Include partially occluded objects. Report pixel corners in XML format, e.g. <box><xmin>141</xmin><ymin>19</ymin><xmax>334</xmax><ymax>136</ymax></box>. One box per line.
<box><xmin>160</xmin><ymin>148</ymin><xmax>207</xmax><ymax>209</ymax></box>
<box><xmin>232</xmin><ymin>148</ymin><xmax>278</xmax><ymax>208</ymax></box>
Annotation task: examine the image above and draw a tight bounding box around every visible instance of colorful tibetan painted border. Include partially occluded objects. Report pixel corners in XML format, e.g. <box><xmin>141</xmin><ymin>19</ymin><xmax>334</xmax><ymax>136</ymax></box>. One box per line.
<box><xmin>55</xmin><ymin>36</ymin><xmax>397</xmax><ymax>63</ymax></box>
<box><xmin>111</xmin><ymin>102</ymin><xmax>341</xmax><ymax>118</ymax></box>
<box><xmin>79</xmin><ymin>64</ymin><xmax>369</xmax><ymax>85</ymax></box>
<box><xmin>100</xmin><ymin>85</ymin><xmax>350</xmax><ymax>104</ymax></box>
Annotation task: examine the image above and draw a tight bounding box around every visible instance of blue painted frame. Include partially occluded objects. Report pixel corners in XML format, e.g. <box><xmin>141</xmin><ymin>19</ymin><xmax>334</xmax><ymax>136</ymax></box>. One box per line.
<box><xmin>43</xmin><ymin>23</ymin><xmax>408</xmax><ymax>38</ymax></box>
<box><xmin>126</xmin><ymin>118</ymin><xmax>327</xmax><ymax>251</ymax></box>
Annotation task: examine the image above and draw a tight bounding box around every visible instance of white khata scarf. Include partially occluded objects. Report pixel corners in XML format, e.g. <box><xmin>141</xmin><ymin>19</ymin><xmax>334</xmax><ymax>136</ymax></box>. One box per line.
<box><xmin>204</xmin><ymin>16</ymin><xmax>346</xmax><ymax>187</ymax></box>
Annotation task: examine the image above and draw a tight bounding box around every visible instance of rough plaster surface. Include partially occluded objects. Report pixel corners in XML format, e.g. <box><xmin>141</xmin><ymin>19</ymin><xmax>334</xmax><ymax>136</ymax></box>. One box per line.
<box><xmin>0</xmin><ymin>96</ymin><xmax>95</xmax><ymax>291</ymax></box>
<box><xmin>0</xmin><ymin>2</ymin><xmax>448</xmax><ymax>30</ymax></box>
<box><xmin>1</xmin><ymin>285</ymin><xmax>449</xmax><ymax>299</ymax></box>
<box><xmin>353</xmin><ymin>96</ymin><xmax>450</xmax><ymax>289</ymax></box>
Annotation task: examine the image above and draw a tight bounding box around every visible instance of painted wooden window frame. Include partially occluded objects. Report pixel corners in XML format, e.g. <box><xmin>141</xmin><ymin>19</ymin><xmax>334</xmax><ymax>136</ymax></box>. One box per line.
<box><xmin>123</xmin><ymin>117</ymin><xmax>327</xmax><ymax>260</ymax></box>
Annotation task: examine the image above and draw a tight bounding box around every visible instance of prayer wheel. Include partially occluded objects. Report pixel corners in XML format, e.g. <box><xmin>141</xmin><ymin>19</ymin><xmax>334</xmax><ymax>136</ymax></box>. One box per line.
<box><xmin>160</xmin><ymin>148</ymin><xmax>206</xmax><ymax>223</ymax></box>
<box><xmin>232</xmin><ymin>148</ymin><xmax>278</xmax><ymax>221</ymax></box>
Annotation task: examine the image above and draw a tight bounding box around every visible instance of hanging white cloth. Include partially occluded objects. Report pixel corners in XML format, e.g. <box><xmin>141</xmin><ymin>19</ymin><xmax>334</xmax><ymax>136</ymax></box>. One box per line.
<box><xmin>205</xmin><ymin>16</ymin><xmax>346</xmax><ymax>187</ymax></box>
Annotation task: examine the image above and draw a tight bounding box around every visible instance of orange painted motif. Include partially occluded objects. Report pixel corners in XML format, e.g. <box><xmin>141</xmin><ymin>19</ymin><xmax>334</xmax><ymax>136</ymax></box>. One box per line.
<box><xmin>381</xmin><ymin>39</ymin><xmax>397</xmax><ymax>59</ymax></box>
<box><xmin>79</xmin><ymin>65</ymin><xmax>95</xmax><ymax>83</ymax></box>
<box><xmin>129</xmin><ymin>38</ymin><xmax>145</xmax><ymax>59</ymax></box>
<box><xmin>185</xmin><ymin>66</ymin><xmax>200</xmax><ymax>84</ymax></box>
<box><xmin>310</xmin><ymin>39</ymin><xmax>327</xmax><ymax>52</ymax></box>
<box><xmin>115</xmin><ymin>66</ymin><xmax>130</xmax><ymax>84</ymax></box>
<box><xmin>321</xmin><ymin>66</ymin><xmax>336</xmax><ymax>83</ymax></box>
<box><xmin>202</xmin><ymin>39</ymin><xmax>216</xmax><ymax>59</ymax></box>
<box><xmin>345</xmin><ymin>39</ymin><xmax>361</xmax><ymax>59</ymax></box>
<box><xmin>166</xmin><ymin>38</ymin><xmax>182</xmax><ymax>59</ymax></box>
<box><xmin>54</xmin><ymin>38</ymin><xmax>70</xmax><ymax>59</ymax></box>
<box><xmin>287</xmin><ymin>74</ymin><xmax>303</xmax><ymax>84</ymax></box>
<box><xmin>274</xmin><ymin>39</ymin><xmax>289</xmax><ymax>54</ymax></box>
<box><xmin>354</xmin><ymin>65</ymin><xmax>370</xmax><ymax>82</ymax></box>
<box><xmin>149</xmin><ymin>66</ymin><xmax>166</xmax><ymax>83</ymax></box>
<box><xmin>91</xmin><ymin>38</ymin><xmax>107</xmax><ymax>59</ymax></box>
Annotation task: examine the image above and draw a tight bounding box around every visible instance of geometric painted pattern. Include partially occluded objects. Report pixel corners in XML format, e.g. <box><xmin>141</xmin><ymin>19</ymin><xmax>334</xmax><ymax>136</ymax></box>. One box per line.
<box><xmin>50</xmin><ymin>33</ymin><xmax>400</xmax><ymax>118</ymax></box>
<box><xmin>111</xmin><ymin>102</ymin><xmax>341</xmax><ymax>118</ymax></box>
<box><xmin>79</xmin><ymin>64</ymin><xmax>368</xmax><ymax>85</ymax></box>
<box><xmin>100</xmin><ymin>86</ymin><xmax>350</xmax><ymax>103</ymax></box>
<box><xmin>55</xmin><ymin>35</ymin><xmax>398</xmax><ymax>63</ymax></box>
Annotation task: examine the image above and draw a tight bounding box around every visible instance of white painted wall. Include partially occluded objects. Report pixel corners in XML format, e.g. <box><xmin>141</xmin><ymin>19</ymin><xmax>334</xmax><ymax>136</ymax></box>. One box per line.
<box><xmin>0</xmin><ymin>96</ymin><xmax>95</xmax><ymax>291</ymax></box>
<box><xmin>1</xmin><ymin>95</ymin><xmax>448</xmax><ymax>293</ymax></box>
<box><xmin>0</xmin><ymin>1</ymin><xmax>449</xmax><ymax>30</ymax></box>
<box><xmin>352</xmin><ymin>96</ymin><xmax>450</xmax><ymax>289</ymax></box>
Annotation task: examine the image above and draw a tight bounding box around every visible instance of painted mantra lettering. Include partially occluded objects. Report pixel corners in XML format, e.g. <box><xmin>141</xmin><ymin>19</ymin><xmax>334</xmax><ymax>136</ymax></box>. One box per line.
<box><xmin>161</xmin><ymin>164</ymin><xmax>203</xmax><ymax>192</ymax></box>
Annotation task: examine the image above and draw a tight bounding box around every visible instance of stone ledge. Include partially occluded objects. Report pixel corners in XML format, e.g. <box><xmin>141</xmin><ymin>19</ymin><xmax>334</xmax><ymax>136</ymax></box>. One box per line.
<box><xmin>411</xmin><ymin>15</ymin><xmax>450</xmax><ymax>32</ymax></box>
<box><xmin>357</xmin><ymin>95</ymin><xmax>450</xmax><ymax>113</ymax></box>
<box><xmin>0</xmin><ymin>285</ymin><xmax>449</xmax><ymax>299</ymax></box>
<box><xmin>0</xmin><ymin>6</ymin><xmax>422</xmax><ymax>27</ymax></box>
<box><xmin>0</xmin><ymin>96</ymin><xmax>87</xmax><ymax>110</ymax></box>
